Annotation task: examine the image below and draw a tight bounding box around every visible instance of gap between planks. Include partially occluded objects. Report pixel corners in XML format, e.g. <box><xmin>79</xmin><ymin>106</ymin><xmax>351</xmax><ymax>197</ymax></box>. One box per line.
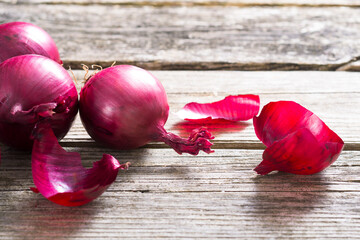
<box><xmin>62</xmin><ymin>60</ymin><xmax>360</xmax><ymax>71</ymax></box>
<box><xmin>58</xmin><ymin>140</ymin><xmax>360</xmax><ymax>151</ymax></box>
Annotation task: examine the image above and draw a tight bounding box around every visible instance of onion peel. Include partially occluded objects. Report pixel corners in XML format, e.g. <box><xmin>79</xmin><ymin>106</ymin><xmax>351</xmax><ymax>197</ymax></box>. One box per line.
<box><xmin>31</xmin><ymin>124</ymin><xmax>129</xmax><ymax>207</ymax></box>
<box><xmin>177</xmin><ymin>94</ymin><xmax>260</xmax><ymax>122</ymax></box>
<box><xmin>253</xmin><ymin>101</ymin><xmax>344</xmax><ymax>175</ymax></box>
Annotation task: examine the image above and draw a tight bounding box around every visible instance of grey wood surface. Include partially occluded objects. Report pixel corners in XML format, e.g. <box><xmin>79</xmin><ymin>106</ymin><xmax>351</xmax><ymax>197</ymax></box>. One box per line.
<box><xmin>1</xmin><ymin>147</ymin><xmax>360</xmax><ymax>239</ymax></box>
<box><xmin>1</xmin><ymin>0</ymin><xmax>360</xmax><ymax>239</ymax></box>
<box><xmin>3</xmin><ymin>0</ymin><xmax>360</xmax><ymax>6</ymax></box>
<box><xmin>64</xmin><ymin>71</ymin><xmax>360</xmax><ymax>150</ymax></box>
<box><xmin>1</xmin><ymin>71</ymin><xmax>359</xmax><ymax>239</ymax></box>
<box><xmin>1</xmin><ymin>2</ymin><xmax>360</xmax><ymax>70</ymax></box>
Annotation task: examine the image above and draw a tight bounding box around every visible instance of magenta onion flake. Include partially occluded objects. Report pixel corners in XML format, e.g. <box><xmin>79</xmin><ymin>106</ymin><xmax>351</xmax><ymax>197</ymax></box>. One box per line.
<box><xmin>31</xmin><ymin>124</ymin><xmax>130</xmax><ymax>207</ymax></box>
<box><xmin>253</xmin><ymin>101</ymin><xmax>344</xmax><ymax>175</ymax></box>
<box><xmin>177</xmin><ymin>94</ymin><xmax>260</xmax><ymax>122</ymax></box>
<box><xmin>80</xmin><ymin>65</ymin><xmax>214</xmax><ymax>155</ymax></box>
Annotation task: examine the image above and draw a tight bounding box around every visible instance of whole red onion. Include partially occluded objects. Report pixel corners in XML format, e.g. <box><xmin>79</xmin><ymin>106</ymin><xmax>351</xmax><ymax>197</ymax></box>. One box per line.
<box><xmin>0</xmin><ymin>22</ymin><xmax>61</xmax><ymax>64</ymax></box>
<box><xmin>80</xmin><ymin>65</ymin><xmax>213</xmax><ymax>155</ymax></box>
<box><xmin>0</xmin><ymin>55</ymin><xmax>78</xmax><ymax>150</ymax></box>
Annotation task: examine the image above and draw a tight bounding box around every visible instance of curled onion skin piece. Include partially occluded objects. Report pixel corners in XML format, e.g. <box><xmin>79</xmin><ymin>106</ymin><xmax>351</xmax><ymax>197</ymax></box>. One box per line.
<box><xmin>80</xmin><ymin>65</ymin><xmax>214</xmax><ymax>155</ymax></box>
<box><xmin>0</xmin><ymin>22</ymin><xmax>61</xmax><ymax>64</ymax></box>
<box><xmin>32</xmin><ymin>125</ymin><xmax>130</xmax><ymax>207</ymax></box>
<box><xmin>253</xmin><ymin>101</ymin><xmax>344</xmax><ymax>175</ymax></box>
<box><xmin>0</xmin><ymin>55</ymin><xmax>78</xmax><ymax>150</ymax></box>
<box><xmin>177</xmin><ymin>94</ymin><xmax>260</xmax><ymax>122</ymax></box>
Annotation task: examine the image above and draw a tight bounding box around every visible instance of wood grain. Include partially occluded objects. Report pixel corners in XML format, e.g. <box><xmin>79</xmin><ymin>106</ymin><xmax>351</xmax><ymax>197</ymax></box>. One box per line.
<box><xmin>0</xmin><ymin>70</ymin><xmax>358</xmax><ymax>238</ymax></box>
<box><xmin>1</xmin><ymin>147</ymin><xmax>360</xmax><ymax>192</ymax></box>
<box><xmin>1</xmin><ymin>3</ymin><xmax>360</xmax><ymax>70</ymax></box>
<box><xmin>64</xmin><ymin>71</ymin><xmax>360</xmax><ymax>150</ymax></box>
<box><xmin>1</xmin><ymin>0</ymin><xmax>360</xmax><ymax>236</ymax></box>
<box><xmin>3</xmin><ymin>191</ymin><xmax>360</xmax><ymax>238</ymax></box>
<box><xmin>1</xmin><ymin>147</ymin><xmax>360</xmax><ymax>239</ymax></box>
<box><xmin>4</xmin><ymin>0</ymin><xmax>360</xmax><ymax>7</ymax></box>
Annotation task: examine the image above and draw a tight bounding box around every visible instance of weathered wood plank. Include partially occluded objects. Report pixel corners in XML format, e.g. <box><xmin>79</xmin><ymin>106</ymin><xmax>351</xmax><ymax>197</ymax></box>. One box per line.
<box><xmin>1</xmin><ymin>3</ymin><xmax>360</xmax><ymax>70</ymax></box>
<box><xmin>1</xmin><ymin>147</ymin><xmax>360</xmax><ymax>192</ymax></box>
<box><xmin>3</xmin><ymin>0</ymin><xmax>360</xmax><ymax>7</ymax></box>
<box><xmin>2</xmin><ymin>191</ymin><xmax>360</xmax><ymax>238</ymax></box>
<box><xmin>0</xmin><ymin>69</ymin><xmax>358</xmax><ymax>237</ymax></box>
<box><xmin>1</xmin><ymin>147</ymin><xmax>360</xmax><ymax>238</ymax></box>
<box><xmin>63</xmin><ymin>71</ymin><xmax>360</xmax><ymax>150</ymax></box>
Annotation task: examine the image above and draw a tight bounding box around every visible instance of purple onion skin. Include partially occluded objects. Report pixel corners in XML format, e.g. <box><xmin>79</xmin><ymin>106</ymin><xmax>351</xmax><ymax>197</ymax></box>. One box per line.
<box><xmin>80</xmin><ymin>65</ymin><xmax>169</xmax><ymax>149</ymax></box>
<box><xmin>0</xmin><ymin>22</ymin><xmax>62</xmax><ymax>64</ymax></box>
<box><xmin>0</xmin><ymin>55</ymin><xmax>78</xmax><ymax>150</ymax></box>
<box><xmin>31</xmin><ymin>125</ymin><xmax>130</xmax><ymax>207</ymax></box>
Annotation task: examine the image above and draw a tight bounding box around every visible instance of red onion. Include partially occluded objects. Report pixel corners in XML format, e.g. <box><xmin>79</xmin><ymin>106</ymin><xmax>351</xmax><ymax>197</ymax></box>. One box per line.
<box><xmin>31</xmin><ymin>124</ymin><xmax>130</xmax><ymax>207</ymax></box>
<box><xmin>80</xmin><ymin>65</ymin><xmax>214</xmax><ymax>155</ymax></box>
<box><xmin>253</xmin><ymin>101</ymin><xmax>344</xmax><ymax>175</ymax></box>
<box><xmin>177</xmin><ymin>94</ymin><xmax>260</xmax><ymax>122</ymax></box>
<box><xmin>0</xmin><ymin>22</ymin><xmax>61</xmax><ymax>64</ymax></box>
<box><xmin>0</xmin><ymin>55</ymin><xmax>78</xmax><ymax>150</ymax></box>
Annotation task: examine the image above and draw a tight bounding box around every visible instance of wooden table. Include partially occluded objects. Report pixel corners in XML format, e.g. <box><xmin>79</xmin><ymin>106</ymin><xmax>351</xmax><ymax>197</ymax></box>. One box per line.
<box><xmin>1</xmin><ymin>1</ymin><xmax>360</xmax><ymax>239</ymax></box>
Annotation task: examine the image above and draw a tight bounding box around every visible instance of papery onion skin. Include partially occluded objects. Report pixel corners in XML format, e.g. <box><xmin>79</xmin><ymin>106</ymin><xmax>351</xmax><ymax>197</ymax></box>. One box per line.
<box><xmin>253</xmin><ymin>101</ymin><xmax>344</xmax><ymax>175</ymax></box>
<box><xmin>0</xmin><ymin>22</ymin><xmax>61</xmax><ymax>64</ymax></box>
<box><xmin>80</xmin><ymin>65</ymin><xmax>214</xmax><ymax>155</ymax></box>
<box><xmin>177</xmin><ymin>94</ymin><xmax>260</xmax><ymax>122</ymax></box>
<box><xmin>32</xmin><ymin>125</ymin><xmax>130</xmax><ymax>207</ymax></box>
<box><xmin>0</xmin><ymin>55</ymin><xmax>78</xmax><ymax>150</ymax></box>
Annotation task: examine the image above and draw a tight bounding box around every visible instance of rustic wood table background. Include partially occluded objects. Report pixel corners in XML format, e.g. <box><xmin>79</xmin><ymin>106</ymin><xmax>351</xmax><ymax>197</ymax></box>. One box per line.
<box><xmin>1</xmin><ymin>0</ymin><xmax>360</xmax><ymax>239</ymax></box>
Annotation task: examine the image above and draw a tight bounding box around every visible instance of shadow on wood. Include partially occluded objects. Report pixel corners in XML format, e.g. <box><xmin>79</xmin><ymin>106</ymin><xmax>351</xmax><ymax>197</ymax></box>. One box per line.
<box><xmin>171</xmin><ymin>120</ymin><xmax>250</xmax><ymax>138</ymax></box>
<box><xmin>247</xmin><ymin>172</ymin><xmax>329</xmax><ymax>232</ymax></box>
